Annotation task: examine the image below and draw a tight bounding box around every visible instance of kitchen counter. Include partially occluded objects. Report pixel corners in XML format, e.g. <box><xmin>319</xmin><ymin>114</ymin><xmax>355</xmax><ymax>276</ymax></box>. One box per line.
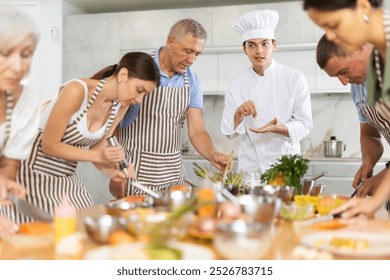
<box><xmin>182</xmin><ymin>154</ymin><xmax>389</xmax><ymax>162</ymax></box>
<box><xmin>182</xmin><ymin>155</ymin><xmax>389</xmax><ymax>196</ymax></box>
<box><xmin>1</xmin><ymin>203</ymin><xmax>389</xmax><ymax>260</ymax></box>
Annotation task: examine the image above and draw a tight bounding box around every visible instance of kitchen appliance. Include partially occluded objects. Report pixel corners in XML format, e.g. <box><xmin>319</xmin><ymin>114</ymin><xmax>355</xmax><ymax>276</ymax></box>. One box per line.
<box><xmin>324</xmin><ymin>136</ymin><xmax>346</xmax><ymax>157</ymax></box>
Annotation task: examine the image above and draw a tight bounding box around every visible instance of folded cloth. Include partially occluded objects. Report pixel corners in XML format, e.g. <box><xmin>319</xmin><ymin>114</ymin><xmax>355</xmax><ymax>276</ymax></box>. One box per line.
<box><xmin>120</xmin><ymin>103</ymin><xmax>140</xmax><ymax>129</ymax></box>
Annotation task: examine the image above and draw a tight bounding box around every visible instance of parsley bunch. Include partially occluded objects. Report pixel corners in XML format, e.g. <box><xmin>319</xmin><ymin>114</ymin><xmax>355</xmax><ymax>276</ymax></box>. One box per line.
<box><xmin>261</xmin><ymin>154</ymin><xmax>309</xmax><ymax>194</ymax></box>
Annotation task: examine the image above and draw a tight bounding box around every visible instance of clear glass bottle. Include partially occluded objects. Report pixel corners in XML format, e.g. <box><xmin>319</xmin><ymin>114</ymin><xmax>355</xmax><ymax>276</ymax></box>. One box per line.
<box><xmin>197</xmin><ymin>177</ymin><xmax>217</xmax><ymax>218</ymax></box>
<box><xmin>54</xmin><ymin>195</ymin><xmax>77</xmax><ymax>248</ymax></box>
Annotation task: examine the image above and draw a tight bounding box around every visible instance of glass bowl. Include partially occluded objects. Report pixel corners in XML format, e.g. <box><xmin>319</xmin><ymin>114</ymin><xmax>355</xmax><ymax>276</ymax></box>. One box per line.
<box><xmin>237</xmin><ymin>194</ymin><xmax>281</xmax><ymax>225</ymax></box>
<box><xmin>213</xmin><ymin>220</ymin><xmax>274</xmax><ymax>260</ymax></box>
<box><xmin>316</xmin><ymin>194</ymin><xmax>348</xmax><ymax>216</ymax></box>
<box><xmin>279</xmin><ymin>202</ymin><xmax>314</xmax><ymax>221</ymax></box>
<box><xmin>84</xmin><ymin>214</ymin><xmax>128</xmax><ymax>244</ymax></box>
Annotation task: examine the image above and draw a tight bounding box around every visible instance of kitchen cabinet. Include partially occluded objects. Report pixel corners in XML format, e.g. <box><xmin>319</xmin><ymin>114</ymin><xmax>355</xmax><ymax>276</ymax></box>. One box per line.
<box><xmin>63</xmin><ymin>1</ymin><xmax>350</xmax><ymax>95</ymax></box>
<box><xmin>63</xmin><ymin>12</ymin><xmax>121</xmax><ymax>81</ymax></box>
<box><xmin>120</xmin><ymin>7</ymin><xmax>213</xmax><ymax>50</ymax></box>
<box><xmin>6</xmin><ymin>0</ymin><xmax>64</xmax><ymax>104</ymax></box>
<box><xmin>305</xmin><ymin>159</ymin><xmax>387</xmax><ymax>196</ymax></box>
<box><xmin>191</xmin><ymin>47</ymin><xmax>350</xmax><ymax>95</ymax></box>
<box><xmin>211</xmin><ymin>2</ymin><xmax>316</xmax><ymax>47</ymax></box>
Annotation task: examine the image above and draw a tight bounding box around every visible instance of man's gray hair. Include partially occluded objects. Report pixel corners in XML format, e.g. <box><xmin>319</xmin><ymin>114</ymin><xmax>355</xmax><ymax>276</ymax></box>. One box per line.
<box><xmin>168</xmin><ymin>18</ymin><xmax>207</xmax><ymax>42</ymax></box>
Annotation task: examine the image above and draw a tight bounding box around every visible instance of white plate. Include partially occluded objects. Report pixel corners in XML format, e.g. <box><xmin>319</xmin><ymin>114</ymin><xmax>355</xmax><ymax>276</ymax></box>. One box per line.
<box><xmin>300</xmin><ymin>231</ymin><xmax>390</xmax><ymax>257</ymax></box>
<box><xmin>84</xmin><ymin>241</ymin><xmax>215</xmax><ymax>260</ymax></box>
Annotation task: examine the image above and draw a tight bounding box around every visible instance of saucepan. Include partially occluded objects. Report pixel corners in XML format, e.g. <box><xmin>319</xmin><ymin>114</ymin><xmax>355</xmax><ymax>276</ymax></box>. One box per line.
<box><xmin>324</xmin><ymin>136</ymin><xmax>346</xmax><ymax>157</ymax></box>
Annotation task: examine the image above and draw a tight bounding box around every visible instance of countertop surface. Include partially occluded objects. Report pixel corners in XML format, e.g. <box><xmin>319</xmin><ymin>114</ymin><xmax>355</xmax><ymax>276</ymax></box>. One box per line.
<box><xmin>181</xmin><ymin>154</ymin><xmax>390</xmax><ymax>162</ymax></box>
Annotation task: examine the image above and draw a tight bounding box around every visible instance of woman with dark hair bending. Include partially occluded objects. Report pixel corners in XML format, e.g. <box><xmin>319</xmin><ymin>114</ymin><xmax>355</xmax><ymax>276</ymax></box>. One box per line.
<box><xmin>2</xmin><ymin>51</ymin><xmax>160</xmax><ymax>224</ymax></box>
<box><xmin>304</xmin><ymin>0</ymin><xmax>390</xmax><ymax>218</ymax></box>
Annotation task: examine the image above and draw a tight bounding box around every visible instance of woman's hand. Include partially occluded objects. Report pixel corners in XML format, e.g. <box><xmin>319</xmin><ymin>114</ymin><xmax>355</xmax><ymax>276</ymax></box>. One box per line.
<box><xmin>101</xmin><ymin>146</ymin><xmax>127</xmax><ymax>164</ymax></box>
<box><xmin>0</xmin><ymin>175</ymin><xmax>26</xmax><ymax>205</ymax></box>
<box><xmin>330</xmin><ymin>197</ymin><xmax>382</xmax><ymax>219</ymax></box>
<box><xmin>0</xmin><ymin>215</ymin><xmax>18</xmax><ymax>239</ymax></box>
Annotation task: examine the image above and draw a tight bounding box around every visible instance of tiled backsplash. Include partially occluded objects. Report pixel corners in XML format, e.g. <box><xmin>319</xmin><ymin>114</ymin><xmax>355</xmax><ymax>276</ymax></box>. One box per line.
<box><xmin>182</xmin><ymin>94</ymin><xmax>390</xmax><ymax>160</ymax></box>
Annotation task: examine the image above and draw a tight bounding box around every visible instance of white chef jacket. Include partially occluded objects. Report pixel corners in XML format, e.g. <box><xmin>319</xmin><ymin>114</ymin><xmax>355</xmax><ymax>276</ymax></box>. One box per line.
<box><xmin>221</xmin><ymin>59</ymin><xmax>313</xmax><ymax>173</ymax></box>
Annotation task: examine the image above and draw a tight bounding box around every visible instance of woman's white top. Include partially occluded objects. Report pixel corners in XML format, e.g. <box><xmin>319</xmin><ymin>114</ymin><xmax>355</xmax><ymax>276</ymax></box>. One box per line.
<box><xmin>0</xmin><ymin>87</ymin><xmax>39</xmax><ymax>160</ymax></box>
<box><xmin>40</xmin><ymin>79</ymin><xmax>121</xmax><ymax>141</ymax></box>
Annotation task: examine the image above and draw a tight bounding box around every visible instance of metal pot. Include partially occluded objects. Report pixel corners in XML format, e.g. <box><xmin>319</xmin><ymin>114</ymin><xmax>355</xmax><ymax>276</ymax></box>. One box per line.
<box><xmin>324</xmin><ymin>136</ymin><xmax>346</xmax><ymax>157</ymax></box>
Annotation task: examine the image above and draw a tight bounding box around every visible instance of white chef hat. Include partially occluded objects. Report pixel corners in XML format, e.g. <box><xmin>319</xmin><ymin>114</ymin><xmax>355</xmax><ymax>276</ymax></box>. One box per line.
<box><xmin>232</xmin><ymin>9</ymin><xmax>279</xmax><ymax>42</ymax></box>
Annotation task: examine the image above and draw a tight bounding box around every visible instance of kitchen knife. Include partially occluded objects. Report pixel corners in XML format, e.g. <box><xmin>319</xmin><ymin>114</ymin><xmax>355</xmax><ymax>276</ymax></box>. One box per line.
<box><xmin>131</xmin><ymin>181</ymin><xmax>160</xmax><ymax>199</ymax></box>
<box><xmin>7</xmin><ymin>194</ymin><xmax>53</xmax><ymax>222</ymax></box>
<box><xmin>301</xmin><ymin>213</ymin><xmax>342</xmax><ymax>226</ymax></box>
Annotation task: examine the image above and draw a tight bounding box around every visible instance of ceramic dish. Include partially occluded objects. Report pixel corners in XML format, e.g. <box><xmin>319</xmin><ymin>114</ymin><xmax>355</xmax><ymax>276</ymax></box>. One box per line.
<box><xmin>300</xmin><ymin>231</ymin><xmax>390</xmax><ymax>257</ymax></box>
<box><xmin>84</xmin><ymin>241</ymin><xmax>215</xmax><ymax>260</ymax></box>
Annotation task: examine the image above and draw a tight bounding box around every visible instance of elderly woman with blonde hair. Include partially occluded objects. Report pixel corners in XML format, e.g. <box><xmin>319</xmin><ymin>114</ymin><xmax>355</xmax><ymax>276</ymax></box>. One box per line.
<box><xmin>0</xmin><ymin>5</ymin><xmax>40</xmax><ymax>238</ymax></box>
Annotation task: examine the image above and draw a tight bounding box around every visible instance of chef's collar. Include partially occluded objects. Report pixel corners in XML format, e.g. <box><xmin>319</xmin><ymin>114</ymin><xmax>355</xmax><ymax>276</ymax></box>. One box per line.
<box><xmin>250</xmin><ymin>59</ymin><xmax>275</xmax><ymax>77</ymax></box>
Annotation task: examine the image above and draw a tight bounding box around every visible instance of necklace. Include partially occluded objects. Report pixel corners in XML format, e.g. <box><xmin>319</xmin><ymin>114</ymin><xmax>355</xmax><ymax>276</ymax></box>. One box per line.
<box><xmin>374</xmin><ymin>49</ymin><xmax>384</xmax><ymax>90</ymax></box>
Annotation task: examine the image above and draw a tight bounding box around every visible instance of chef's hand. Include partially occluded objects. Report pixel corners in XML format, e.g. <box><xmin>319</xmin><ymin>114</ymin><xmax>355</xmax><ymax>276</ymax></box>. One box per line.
<box><xmin>249</xmin><ymin>117</ymin><xmax>289</xmax><ymax>136</ymax></box>
<box><xmin>236</xmin><ymin>100</ymin><xmax>257</xmax><ymax>118</ymax></box>
<box><xmin>0</xmin><ymin>215</ymin><xmax>18</xmax><ymax>239</ymax></box>
<box><xmin>210</xmin><ymin>151</ymin><xmax>232</xmax><ymax>173</ymax></box>
<box><xmin>109</xmin><ymin>179</ymin><xmax>127</xmax><ymax>199</ymax></box>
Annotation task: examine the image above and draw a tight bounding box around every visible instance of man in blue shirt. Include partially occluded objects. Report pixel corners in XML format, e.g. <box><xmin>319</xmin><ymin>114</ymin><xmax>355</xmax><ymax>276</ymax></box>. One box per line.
<box><xmin>109</xmin><ymin>19</ymin><xmax>230</xmax><ymax>197</ymax></box>
<box><xmin>317</xmin><ymin>34</ymin><xmax>390</xmax><ymax>207</ymax></box>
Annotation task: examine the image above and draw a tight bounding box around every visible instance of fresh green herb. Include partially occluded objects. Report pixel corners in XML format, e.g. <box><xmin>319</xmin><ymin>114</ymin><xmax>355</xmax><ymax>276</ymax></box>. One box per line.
<box><xmin>192</xmin><ymin>160</ymin><xmax>244</xmax><ymax>192</ymax></box>
<box><xmin>146</xmin><ymin>196</ymin><xmax>200</xmax><ymax>259</ymax></box>
<box><xmin>192</xmin><ymin>162</ymin><xmax>220</xmax><ymax>183</ymax></box>
<box><xmin>261</xmin><ymin>154</ymin><xmax>309</xmax><ymax>194</ymax></box>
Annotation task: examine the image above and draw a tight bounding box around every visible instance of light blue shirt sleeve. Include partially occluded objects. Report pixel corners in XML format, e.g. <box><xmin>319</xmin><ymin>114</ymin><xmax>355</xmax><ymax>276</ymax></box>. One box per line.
<box><xmin>350</xmin><ymin>83</ymin><xmax>368</xmax><ymax>123</ymax></box>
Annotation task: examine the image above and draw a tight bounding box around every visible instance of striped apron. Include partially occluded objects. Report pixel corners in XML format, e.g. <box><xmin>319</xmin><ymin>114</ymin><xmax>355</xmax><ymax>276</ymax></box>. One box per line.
<box><xmin>358</xmin><ymin>87</ymin><xmax>390</xmax><ymax>212</ymax></box>
<box><xmin>370</xmin><ymin>10</ymin><xmax>390</xmax><ymax>121</ymax></box>
<box><xmin>368</xmin><ymin>11</ymin><xmax>390</xmax><ymax>212</ymax></box>
<box><xmin>0</xmin><ymin>91</ymin><xmax>12</xmax><ymax>155</ymax></box>
<box><xmin>2</xmin><ymin>79</ymin><xmax>119</xmax><ymax>224</ymax></box>
<box><xmin>358</xmin><ymin>87</ymin><xmax>390</xmax><ymax>144</ymax></box>
<box><xmin>120</xmin><ymin>53</ymin><xmax>190</xmax><ymax>195</ymax></box>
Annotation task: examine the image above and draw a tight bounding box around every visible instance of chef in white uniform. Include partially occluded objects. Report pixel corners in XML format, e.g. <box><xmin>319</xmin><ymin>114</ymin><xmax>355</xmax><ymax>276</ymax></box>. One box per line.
<box><xmin>221</xmin><ymin>9</ymin><xmax>313</xmax><ymax>173</ymax></box>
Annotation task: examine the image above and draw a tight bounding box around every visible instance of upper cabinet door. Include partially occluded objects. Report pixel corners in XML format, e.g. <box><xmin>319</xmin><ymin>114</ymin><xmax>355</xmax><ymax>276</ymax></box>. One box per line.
<box><xmin>212</xmin><ymin>2</ymin><xmax>316</xmax><ymax>47</ymax></box>
<box><xmin>63</xmin><ymin>13</ymin><xmax>121</xmax><ymax>81</ymax></box>
<box><xmin>63</xmin><ymin>1</ymin><xmax>350</xmax><ymax>95</ymax></box>
<box><xmin>120</xmin><ymin>8</ymin><xmax>213</xmax><ymax>51</ymax></box>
